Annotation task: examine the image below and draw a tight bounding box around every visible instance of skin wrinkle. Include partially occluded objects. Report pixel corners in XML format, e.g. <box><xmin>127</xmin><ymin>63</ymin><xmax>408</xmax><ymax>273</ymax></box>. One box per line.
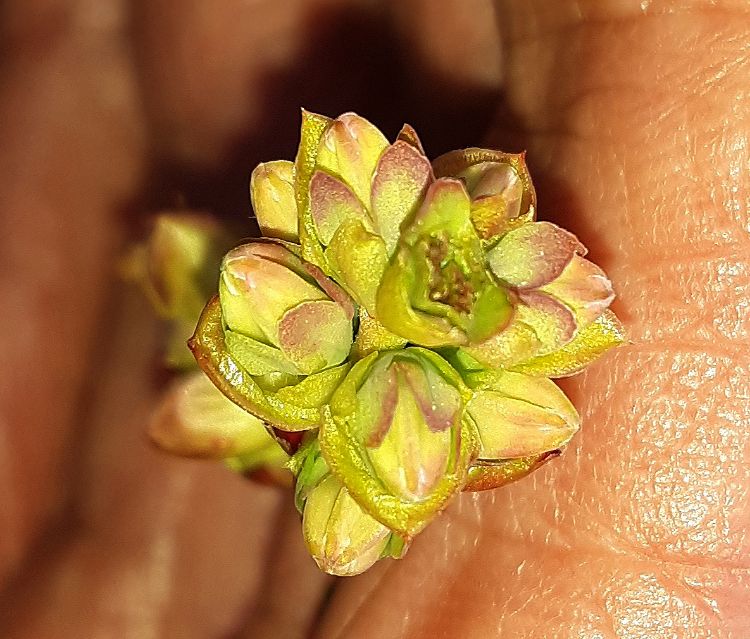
<box><xmin>458</xmin><ymin>370</ymin><xmax>632</xmax><ymax>557</ymax></box>
<box><xmin>499</xmin><ymin>17</ymin><xmax>750</xmax><ymax>189</ymax></box>
<box><xmin>487</xmin><ymin>555</ymin><xmax>735</xmax><ymax>638</ymax></box>
<box><xmin>428</xmin><ymin>338</ymin><xmax>750</xmax><ymax>628</ymax></box>
<box><xmin>628</xmin><ymin>256</ymin><xmax>750</xmax><ymax>344</ymax></box>
<box><xmin>604</xmin><ymin>572</ymin><xmax>722</xmax><ymax>639</ymax></box>
<box><xmin>617</xmin><ymin>354</ymin><xmax>748</xmax><ymax>565</ymax></box>
<box><xmin>618</xmin><ymin>344</ymin><xmax>744</xmax><ymax>564</ymax></box>
<box><xmin>529</xmin><ymin>126</ymin><xmax>750</xmax><ymax>266</ymax></box>
<box><xmin>463</xmin><ymin>551</ymin><xmax>715</xmax><ymax>638</ymax></box>
<box><xmin>692</xmin><ymin>43</ymin><xmax>750</xmax><ymax>100</ymax></box>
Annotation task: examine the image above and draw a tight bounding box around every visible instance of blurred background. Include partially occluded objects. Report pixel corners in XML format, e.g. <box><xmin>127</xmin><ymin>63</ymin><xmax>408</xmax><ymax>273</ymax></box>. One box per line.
<box><xmin>0</xmin><ymin>0</ymin><xmax>508</xmax><ymax>636</ymax></box>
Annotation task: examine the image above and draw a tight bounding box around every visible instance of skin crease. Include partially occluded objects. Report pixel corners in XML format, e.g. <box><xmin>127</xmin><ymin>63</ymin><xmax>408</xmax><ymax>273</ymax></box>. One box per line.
<box><xmin>0</xmin><ymin>1</ymin><xmax>747</xmax><ymax>638</ymax></box>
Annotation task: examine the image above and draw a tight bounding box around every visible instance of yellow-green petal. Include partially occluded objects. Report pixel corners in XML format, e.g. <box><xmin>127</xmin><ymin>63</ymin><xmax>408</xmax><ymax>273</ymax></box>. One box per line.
<box><xmin>352</xmin><ymin>309</ymin><xmax>407</xmax><ymax>359</ymax></box>
<box><xmin>376</xmin><ymin>249</ymin><xmax>465</xmax><ymax>347</ymax></box>
<box><xmin>487</xmin><ymin>221</ymin><xmax>584</xmax><ymax>289</ymax></box>
<box><xmin>309</xmin><ymin>170</ymin><xmax>369</xmax><ymax>245</ymax></box>
<box><xmin>315</xmin><ymin>112</ymin><xmax>389</xmax><ymax>209</ymax></box>
<box><xmin>122</xmin><ymin>212</ymin><xmax>228</xmax><ymax>369</ymax></box>
<box><xmin>371</xmin><ymin>140</ymin><xmax>433</xmax><ymax>255</ymax></box>
<box><xmin>303</xmin><ymin>474</ymin><xmax>393</xmax><ymax>576</ymax></box>
<box><xmin>277</xmin><ymin>300</ymin><xmax>353</xmax><ymax>374</ymax></box>
<box><xmin>396</xmin><ymin>123</ymin><xmax>425</xmax><ymax>153</ymax></box>
<box><xmin>510</xmin><ymin>309</ymin><xmax>627</xmax><ymax>378</ymax></box>
<box><xmin>326</xmin><ymin>216</ymin><xmax>388</xmax><ymax>313</ymax></box>
<box><xmin>220</xmin><ymin>243</ymin><xmax>326</xmax><ymax>344</ymax></box>
<box><xmin>271</xmin><ymin>363</ymin><xmax>351</xmax><ymax>409</ymax></box>
<box><xmin>319</xmin><ymin>348</ymin><xmax>479</xmax><ymax>537</ymax></box>
<box><xmin>360</xmin><ymin>355</ymin><xmax>460</xmax><ymax>500</ymax></box>
<box><xmin>539</xmin><ymin>254</ymin><xmax>615</xmax><ymax>327</ymax></box>
<box><xmin>224</xmin><ymin>329</ymin><xmax>302</xmax><ymax>376</ymax></box>
<box><xmin>295</xmin><ymin>109</ymin><xmax>333</xmax><ymax>269</ymax></box>
<box><xmin>466</xmin><ymin>371</ymin><xmax>579</xmax><ymax>460</ymax></box>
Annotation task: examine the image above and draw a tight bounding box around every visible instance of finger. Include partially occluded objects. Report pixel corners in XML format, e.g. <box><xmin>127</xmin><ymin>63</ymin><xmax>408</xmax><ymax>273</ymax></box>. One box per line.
<box><xmin>388</xmin><ymin>0</ymin><xmax>504</xmax><ymax>150</ymax></box>
<box><xmin>132</xmin><ymin>0</ymin><xmax>323</xmax><ymax>167</ymax></box>
<box><xmin>235</xmin><ymin>500</ymin><xmax>334</xmax><ymax>639</ymax></box>
<box><xmin>319</xmin><ymin>1</ymin><xmax>750</xmax><ymax>637</ymax></box>
<box><xmin>0</xmin><ymin>0</ymin><xmax>317</xmax><ymax>629</ymax></box>
<box><xmin>0</xmin><ymin>0</ymin><xmax>144</xmax><ymax>587</ymax></box>
<box><xmin>0</xmin><ymin>288</ymin><xmax>284</xmax><ymax>636</ymax></box>
<box><xmin>133</xmin><ymin>0</ymin><xmax>411</xmax><ymax>169</ymax></box>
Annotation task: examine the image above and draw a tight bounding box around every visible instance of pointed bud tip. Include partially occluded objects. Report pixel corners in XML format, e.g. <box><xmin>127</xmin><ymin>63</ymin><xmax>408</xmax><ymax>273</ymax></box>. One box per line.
<box><xmin>467</xmin><ymin>372</ymin><xmax>579</xmax><ymax>460</ymax></box>
<box><xmin>303</xmin><ymin>474</ymin><xmax>392</xmax><ymax>576</ymax></box>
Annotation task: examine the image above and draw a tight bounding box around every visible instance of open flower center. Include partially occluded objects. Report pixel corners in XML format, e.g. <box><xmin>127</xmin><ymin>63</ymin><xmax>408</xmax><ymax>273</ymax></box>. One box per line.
<box><xmin>423</xmin><ymin>235</ymin><xmax>474</xmax><ymax>313</ymax></box>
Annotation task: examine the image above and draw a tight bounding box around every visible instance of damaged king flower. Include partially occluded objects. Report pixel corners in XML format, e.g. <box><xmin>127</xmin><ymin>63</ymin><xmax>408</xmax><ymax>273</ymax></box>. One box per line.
<box><xmin>138</xmin><ymin>111</ymin><xmax>626</xmax><ymax>576</ymax></box>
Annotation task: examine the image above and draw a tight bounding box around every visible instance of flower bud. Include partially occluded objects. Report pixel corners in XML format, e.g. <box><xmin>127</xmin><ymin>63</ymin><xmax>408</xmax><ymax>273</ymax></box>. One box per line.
<box><xmin>314</xmin><ymin>112</ymin><xmax>389</xmax><ymax>210</ymax></box>
<box><xmin>292</xmin><ymin>437</ymin><xmax>405</xmax><ymax>576</ymax></box>
<box><xmin>294</xmin><ymin>111</ymin><xmax>433</xmax><ymax>313</ymax></box>
<box><xmin>357</xmin><ymin>353</ymin><xmax>461</xmax><ymax>501</ymax></box>
<box><xmin>250</xmin><ymin>160</ymin><xmax>298</xmax><ymax>242</ymax></box>
<box><xmin>320</xmin><ymin>348</ymin><xmax>478</xmax><ymax>537</ymax></box>
<box><xmin>122</xmin><ymin>212</ymin><xmax>227</xmax><ymax>368</ymax></box>
<box><xmin>190</xmin><ymin>296</ymin><xmax>351</xmax><ymax>432</ymax></box>
<box><xmin>376</xmin><ymin>178</ymin><xmax>512</xmax><ymax>347</ymax></box>
<box><xmin>460</xmin><ymin>161</ymin><xmax>523</xmax><ymax>201</ymax></box>
<box><xmin>127</xmin><ymin>213</ymin><xmax>225</xmax><ymax>317</ymax></box>
<box><xmin>149</xmin><ymin>371</ymin><xmax>287</xmax><ymax>467</ymax></box>
<box><xmin>465</xmin><ymin>370</ymin><xmax>579</xmax><ymax>459</ymax></box>
<box><xmin>142</xmin><ymin>111</ymin><xmax>627</xmax><ymax>578</ymax></box>
<box><xmin>303</xmin><ymin>474</ymin><xmax>394</xmax><ymax>576</ymax></box>
<box><xmin>433</xmin><ymin>148</ymin><xmax>536</xmax><ymax>242</ymax></box>
<box><xmin>458</xmin><ymin>161</ymin><xmax>524</xmax><ymax>240</ymax></box>
<box><xmin>219</xmin><ymin>242</ymin><xmax>354</xmax><ymax>376</ymax></box>
<box><xmin>465</xmin><ymin>222</ymin><xmax>615</xmax><ymax>369</ymax></box>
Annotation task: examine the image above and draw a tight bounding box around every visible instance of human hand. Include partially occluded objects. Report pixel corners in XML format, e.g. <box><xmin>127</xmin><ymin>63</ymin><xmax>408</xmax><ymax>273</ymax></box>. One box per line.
<box><xmin>1</xmin><ymin>1</ymin><xmax>746</xmax><ymax>637</ymax></box>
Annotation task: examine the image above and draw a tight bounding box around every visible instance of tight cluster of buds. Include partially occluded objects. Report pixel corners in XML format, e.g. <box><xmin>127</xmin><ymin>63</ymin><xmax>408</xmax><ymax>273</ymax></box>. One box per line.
<box><xmin>135</xmin><ymin>112</ymin><xmax>625</xmax><ymax>576</ymax></box>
